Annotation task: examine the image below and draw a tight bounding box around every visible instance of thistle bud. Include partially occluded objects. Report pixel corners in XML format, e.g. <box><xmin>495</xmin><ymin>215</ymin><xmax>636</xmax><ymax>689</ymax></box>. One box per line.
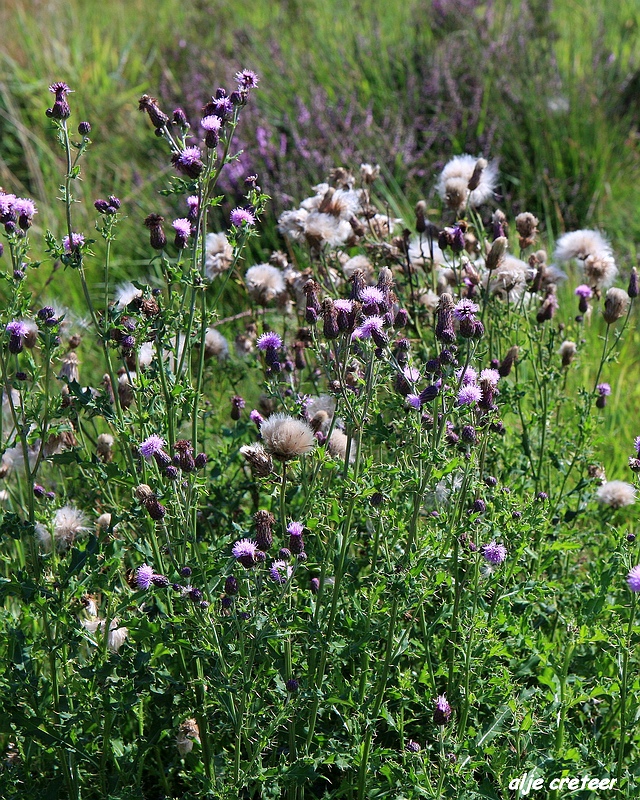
<box><xmin>603</xmin><ymin>287</ymin><xmax>629</xmax><ymax>324</ymax></box>
<box><xmin>515</xmin><ymin>212</ymin><xmax>538</xmax><ymax>249</ymax></box>
<box><xmin>144</xmin><ymin>214</ymin><xmax>166</xmax><ymax>250</ymax></box>
<box><xmin>435</xmin><ymin>293</ymin><xmax>456</xmax><ymax>344</ymax></box>
<box><xmin>415</xmin><ymin>200</ymin><xmax>428</xmax><ymax>233</ymax></box>
<box><xmin>498</xmin><ymin>346</ymin><xmax>518</xmax><ymax>377</ymax></box>
<box><xmin>559</xmin><ymin>340</ymin><xmax>577</xmax><ymax>367</ymax></box>
<box><xmin>322</xmin><ymin>299</ymin><xmax>340</xmax><ymax>340</ymax></box>
<box><xmin>254</xmin><ymin>509</ymin><xmax>275</xmax><ymax>551</ymax></box>
<box><xmin>486</xmin><ymin>236</ymin><xmax>508</xmax><ymax>272</ymax></box>
<box><xmin>138</xmin><ymin>94</ymin><xmax>169</xmax><ymax>129</ymax></box>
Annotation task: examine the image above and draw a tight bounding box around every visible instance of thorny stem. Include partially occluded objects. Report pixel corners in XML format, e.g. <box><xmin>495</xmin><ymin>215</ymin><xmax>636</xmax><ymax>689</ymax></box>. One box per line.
<box><xmin>357</xmin><ymin>593</ymin><xmax>399</xmax><ymax>800</ymax></box>
<box><xmin>617</xmin><ymin>591</ymin><xmax>637</xmax><ymax>786</ymax></box>
<box><xmin>305</xmin><ymin>350</ymin><xmax>374</xmax><ymax>751</ymax></box>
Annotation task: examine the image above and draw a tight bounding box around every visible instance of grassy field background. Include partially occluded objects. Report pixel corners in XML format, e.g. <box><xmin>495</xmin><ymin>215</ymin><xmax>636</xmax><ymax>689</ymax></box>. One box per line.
<box><xmin>0</xmin><ymin>0</ymin><xmax>639</xmax><ymax>474</ymax></box>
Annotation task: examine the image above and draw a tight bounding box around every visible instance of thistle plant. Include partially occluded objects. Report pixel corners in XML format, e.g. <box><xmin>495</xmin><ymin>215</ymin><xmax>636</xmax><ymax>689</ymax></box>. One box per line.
<box><xmin>0</xmin><ymin>76</ymin><xmax>639</xmax><ymax>800</ymax></box>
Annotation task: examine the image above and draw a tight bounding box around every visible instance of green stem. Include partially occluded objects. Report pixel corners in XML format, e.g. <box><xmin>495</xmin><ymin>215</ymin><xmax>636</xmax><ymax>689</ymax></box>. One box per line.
<box><xmin>617</xmin><ymin>591</ymin><xmax>637</xmax><ymax>785</ymax></box>
<box><xmin>357</xmin><ymin>594</ymin><xmax>399</xmax><ymax>800</ymax></box>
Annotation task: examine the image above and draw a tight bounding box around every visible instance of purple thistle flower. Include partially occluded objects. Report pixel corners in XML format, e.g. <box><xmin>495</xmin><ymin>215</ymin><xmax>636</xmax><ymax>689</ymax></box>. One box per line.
<box><xmin>13</xmin><ymin>198</ymin><xmax>37</xmax><ymax>229</ymax></box>
<box><xmin>458</xmin><ymin>384</ymin><xmax>482</xmax><ymax>406</ymax></box>
<box><xmin>406</xmin><ymin>740</ymin><xmax>421</xmax><ymax>753</ymax></box>
<box><xmin>453</xmin><ymin>299</ymin><xmax>479</xmax><ymax>320</ymax></box>
<box><xmin>46</xmin><ymin>82</ymin><xmax>72</xmax><ymax>119</ymax></box>
<box><xmin>172</xmin><ymin>218</ymin><xmax>191</xmax><ymax>248</ymax></box>
<box><xmin>250</xmin><ymin>409</ymin><xmax>264</xmax><ymax>426</ymax></box>
<box><xmin>232</xmin><ymin>538</ymin><xmax>259</xmax><ymax>568</ymax></box>
<box><xmin>257</xmin><ymin>332</ymin><xmax>282</xmax><ymax>351</ymax></box>
<box><xmin>269</xmin><ymin>559</ymin><xmax>293</xmax><ymax>584</ymax></box>
<box><xmin>634</xmin><ymin>436</ymin><xmax>640</xmax><ymax>456</ymax></box>
<box><xmin>482</xmin><ymin>541</ymin><xmax>507</xmax><ymax>565</ymax></box>
<box><xmin>186</xmin><ymin>195</ymin><xmax>199</xmax><ymax>217</ymax></box>
<box><xmin>0</xmin><ymin>193</ymin><xmax>16</xmax><ymax>220</ymax></box>
<box><xmin>62</xmin><ymin>233</ymin><xmax>85</xmax><ymax>253</ymax></box>
<box><xmin>13</xmin><ymin>198</ymin><xmax>37</xmax><ymax>218</ymax></box>
<box><xmin>575</xmin><ymin>284</ymin><xmax>593</xmax><ymax>313</ymax></box>
<box><xmin>172</xmin><ymin>147</ymin><xmax>204</xmax><ymax>179</ymax></box>
<box><xmin>6</xmin><ymin>320</ymin><xmax>29</xmax><ymax>338</ymax></box>
<box><xmin>406</xmin><ymin>394</ymin><xmax>422</xmax><ymax>409</ymax></box>
<box><xmin>596</xmin><ymin>382</ymin><xmax>611</xmax><ymax>408</ymax></box>
<box><xmin>360</xmin><ymin>286</ymin><xmax>385</xmax><ymax>305</ymax></box>
<box><xmin>627</xmin><ymin>565</ymin><xmax>640</xmax><ymax>592</ymax></box>
<box><xmin>201</xmin><ymin>114</ymin><xmax>221</xmax><ymax>147</ymax></box>
<box><xmin>287</xmin><ymin>521</ymin><xmax>304</xmax><ymax>537</ymax></box>
<box><xmin>235</xmin><ymin>69</ymin><xmax>260</xmax><ymax>89</ymax></box>
<box><xmin>201</xmin><ymin>115</ymin><xmax>222</xmax><ymax>132</ymax></box>
<box><xmin>139</xmin><ymin>434</ymin><xmax>166</xmax><ymax>459</ymax></box>
<box><xmin>136</xmin><ymin>564</ymin><xmax>155</xmax><ymax>590</ymax></box>
<box><xmin>434</xmin><ymin>694</ymin><xmax>452</xmax><ymax>725</ymax></box>
<box><xmin>212</xmin><ymin>96</ymin><xmax>234</xmax><ymax>117</ymax></box>
<box><xmin>352</xmin><ymin>315</ymin><xmax>385</xmax><ymax>340</ymax></box>
<box><xmin>456</xmin><ymin>366</ymin><xmax>478</xmax><ymax>385</ymax></box>
<box><xmin>230</xmin><ymin>207</ymin><xmax>256</xmax><ymax>227</ymax></box>
<box><xmin>479</xmin><ymin>369</ymin><xmax>500</xmax><ymax>387</ymax></box>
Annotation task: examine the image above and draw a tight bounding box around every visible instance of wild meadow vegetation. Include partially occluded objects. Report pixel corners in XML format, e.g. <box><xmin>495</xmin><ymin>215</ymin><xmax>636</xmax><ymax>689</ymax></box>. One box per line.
<box><xmin>1</xmin><ymin>1</ymin><xmax>640</xmax><ymax>798</ymax></box>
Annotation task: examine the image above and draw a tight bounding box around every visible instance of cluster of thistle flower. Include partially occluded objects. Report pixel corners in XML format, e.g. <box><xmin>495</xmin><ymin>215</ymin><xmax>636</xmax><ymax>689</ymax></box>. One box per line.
<box><xmin>138</xmin><ymin>435</ymin><xmax>207</xmax><ymax>498</ymax></box>
<box><xmin>224</xmin><ymin>512</ymin><xmax>308</xmax><ymax>613</ymax></box>
<box><xmin>413</xmin><ymin>158</ymin><xmax>636</xmax><ymax>350</ymax></box>
<box><xmin>138</xmin><ymin>69</ymin><xmax>259</xmax><ymax>231</ymax></box>
<box><xmin>271</xmin><ymin>155</ymin><xmax>637</xmax><ymax>412</ymax></box>
<box><xmin>135</xmin><ymin>563</ymin><xmax>209</xmax><ymax>610</ymax></box>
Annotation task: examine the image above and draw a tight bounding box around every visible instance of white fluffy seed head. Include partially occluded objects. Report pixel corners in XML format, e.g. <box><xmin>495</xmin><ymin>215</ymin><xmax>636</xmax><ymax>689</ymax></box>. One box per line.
<box><xmin>596</xmin><ymin>480</ymin><xmax>635</xmax><ymax>509</ymax></box>
<box><xmin>326</xmin><ymin>429</ymin><xmax>356</xmax><ymax>463</ymax></box>
<box><xmin>204</xmin><ymin>328</ymin><xmax>229</xmax><ymax>360</ymax></box>
<box><xmin>82</xmin><ymin>618</ymin><xmax>128</xmax><ymax>652</ymax></box>
<box><xmin>245</xmin><ymin>264</ymin><xmax>287</xmax><ymax>305</ymax></box>
<box><xmin>53</xmin><ymin>505</ymin><xmax>88</xmax><ymax>550</ymax></box>
<box><xmin>436</xmin><ymin>154</ymin><xmax>498</xmax><ymax>210</ymax></box>
<box><xmin>205</xmin><ymin>232</ymin><xmax>233</xmax><ymax>279</ymax></box>
<box><xmin>303</xmin><ymin>211</ymin><xmax>353</xmax><ymax>248</ymax></box>
<box><xmin>260</xmin><ymin>413</ymin><xmax>316</xmax><ymax>461</ymax></box>
<box><xmin>114</xmin><ymin>282</ymin><xmax>143</xmax><ymax>309</ymax></box>
<box><xmin>553</xmin><ymin>229</ymin><xmax>617</xmax><ymax>290</ymax></box>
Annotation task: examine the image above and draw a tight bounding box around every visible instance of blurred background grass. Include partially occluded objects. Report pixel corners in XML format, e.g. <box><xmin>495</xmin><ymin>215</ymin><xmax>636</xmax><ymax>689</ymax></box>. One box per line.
<box><xmin>0</xmin><ymin>0</ymin><xmax>639</xmax><ymax>474</ymax></box>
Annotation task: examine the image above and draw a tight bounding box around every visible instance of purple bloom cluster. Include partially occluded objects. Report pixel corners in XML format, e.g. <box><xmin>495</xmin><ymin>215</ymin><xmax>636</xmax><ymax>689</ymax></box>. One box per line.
<box><xmin>433</xmin><ymin>694</ymin><xmax>452</xmax><ymax>725</ymax></box>
<box><xmin>135</xmin><ymin>563</ymin><xmax>169</xmax><ymax>591</ymax></box>
<box><xmin>230</xmin><ymin>207</ymin><xmax>256</xmax><ymax>227</ymax></box>
<box><xmin>62</xmin><ymin>232</ymin><xmax>85</xmax><ymax>253</ymax></box>
<box><xmin>627</xmin><ymin>565</ymin><xmax>640</xmax><ymax>592</ymax></box>
<box><xmin>139</xmin><ymin>435</ymin><xmax>166</xmax><ymax>459</ymax></box>
<box><xmin>232</xmin><ymin>538</ymin><xmax>260</xmax><ymax>568</ymax></box>
<box><xmin>172</xmin><ymin>218</ymin><xmax>192</xmax><ymax>248</ymax></box>
<box><xmin>482</xmin><ymin>540</ymin><xmax>507</xmax><ymax>565</ymax></box>
<box><xmin>0</xmin><ymin>191</ymin><xmax>38</xmax><ymax>233</ymax></box>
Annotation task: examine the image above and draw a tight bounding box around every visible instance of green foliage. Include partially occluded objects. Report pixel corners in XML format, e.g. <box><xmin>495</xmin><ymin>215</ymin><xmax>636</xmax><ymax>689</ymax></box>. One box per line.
<box><xmin>0</xmin><ymin>4</ymin><xmax>639</xmax><ymax>799</ymax></box>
